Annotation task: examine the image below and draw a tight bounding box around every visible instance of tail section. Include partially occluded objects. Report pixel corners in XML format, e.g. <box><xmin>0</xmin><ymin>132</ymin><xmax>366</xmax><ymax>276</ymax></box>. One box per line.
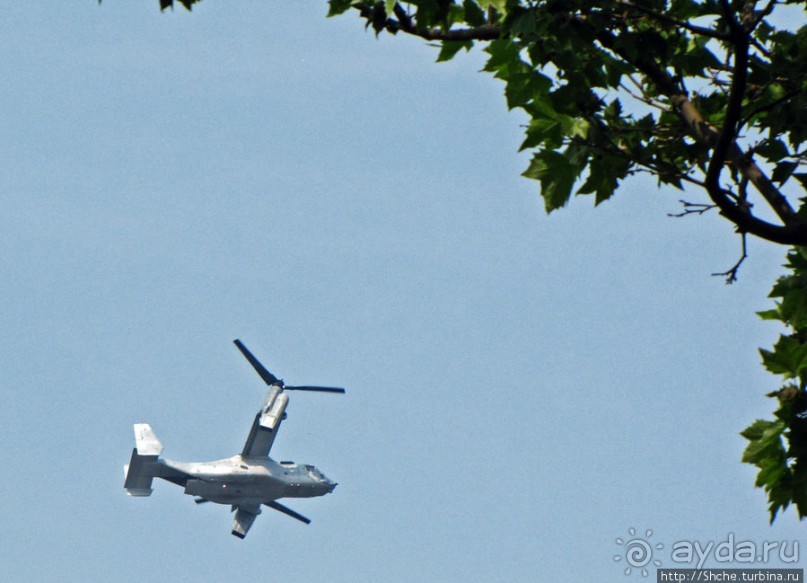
<box><xmin>134</xmin><ymin>423</ymin><xmax>163</xmax><ymax>456</ymax></box>
<box><xmin>124</xmin><ymin>424</ymin><xmax>163</xmax><ymax>497</ymax></box>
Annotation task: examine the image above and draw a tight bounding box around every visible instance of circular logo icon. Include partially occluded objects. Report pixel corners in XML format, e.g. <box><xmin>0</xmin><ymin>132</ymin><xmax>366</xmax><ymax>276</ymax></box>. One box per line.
<box><xmin>614</xmin><ymin>528</ymin><xmax>663</xmax><ymax>577</ymax></box>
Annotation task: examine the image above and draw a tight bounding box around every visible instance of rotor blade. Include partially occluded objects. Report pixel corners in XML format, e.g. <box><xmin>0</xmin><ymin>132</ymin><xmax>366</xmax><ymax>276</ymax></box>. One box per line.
<box><xmin>265</xmin><ymin>501</ymin><xmax>311</xmax><ymax>524</ymax></box>
<box><xmin>233</xmin><ymin>339</ymin><xmax>281</xmax><ymax>386</ymax></box>
<box><xmin>284</xmin><ymin>385</ymin><xmax>346</xmax><ymax>394</ymax></box>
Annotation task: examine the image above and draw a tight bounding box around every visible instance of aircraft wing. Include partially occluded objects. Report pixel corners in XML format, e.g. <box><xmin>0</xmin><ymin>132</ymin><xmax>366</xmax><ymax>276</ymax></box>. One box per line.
<box><xmin>241</xmin><ymin>380</ymin><xmax>290</xmax><ymax>457</ymax></box>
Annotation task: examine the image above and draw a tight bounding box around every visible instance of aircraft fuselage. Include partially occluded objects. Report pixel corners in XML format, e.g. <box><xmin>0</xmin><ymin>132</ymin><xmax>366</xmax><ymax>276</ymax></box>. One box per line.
<box><xmin>159</xmin><ymin>456</ymin><xmax>336</xmax><ymax>505</ymax></box>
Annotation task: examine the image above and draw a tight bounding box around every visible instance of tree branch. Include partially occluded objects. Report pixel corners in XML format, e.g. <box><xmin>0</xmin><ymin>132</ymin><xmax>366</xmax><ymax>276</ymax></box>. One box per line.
<box><xmin>593</xmin><ymin>26</ymin><xmax>805</xmax><ymax>243</ymax></box>
<box><xmin>704</xmin><ymin>2</ymin><xmax>753</xmax><ymax>230</ymax></box>
<box><xmin>741</xmin><ymin>87</ymin><xmax>804</xmax><ymax>127</ymax></box>
<box><xmin>602</xmin><ymin>0</ymin><xmax>731</xmax><ymax>41</ymax></box>
<box><xmin>356</xmin><ymin>3</ymin><xmax>501</xmax><ymax>41</ymax></box>
<box><xmin>350</xmin><ymin>2</ymin><xmax>807</xmax><ymax>245</ymax></box>
<box><xmin>747</xmin><ymin>0</ymin><xmax>777</xmax><ymax>32</ymax></box>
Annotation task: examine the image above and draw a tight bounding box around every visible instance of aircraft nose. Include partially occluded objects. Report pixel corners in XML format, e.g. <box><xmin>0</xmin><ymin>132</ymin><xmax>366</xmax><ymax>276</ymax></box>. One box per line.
<box><xmin>327</xmin><ymin>480</ymin><xmax>338</xmax><ymax>493</ymax></box>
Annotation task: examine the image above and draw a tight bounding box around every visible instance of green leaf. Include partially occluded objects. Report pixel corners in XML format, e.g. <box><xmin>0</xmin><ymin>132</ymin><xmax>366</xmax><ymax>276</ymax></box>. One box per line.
<box><xmin>482</xmin><ymin>0</ymin><xmax>508</xmax><ymax>14</ymax></box>
<box><xmin>463</xmin><ymin>0</ymin><xmax>487</xmax><ymax>27</ymax></box>
<box><xmin>523</xmin><ymin>150</ymin><xmax>580</xmax><ymax>212</ymax></box>
<box><xmin>741</xmin><ymin>419</ymin><xmax>786</xmax><ymax>465</ymax></box>
<box><xmin>560</xmin><ymin>116</ymin><xmax>590</xmax><ymax>140</ymax></box>
<box><xmin>520</xmin><ymin>118</ymin><xmax>562</xmax><ymax>151</ymax></box>
<box><xmin>483</xmin><ymin>39</ymin><xmax>522</xmax><ymax>74</ymax></box>
<box><xmin>757</xmin><ymin>308</ymin><xmax>782</xmax><ymax>322</ymax></box>
<box><xmin>760</xmin><ymin>336</ymin><xmax>807</xmax><ymax>378</ymax></box>
<box><xmin>436</xmin><ymin>40</ymin><xmax>473</xmax><ymax>62</ymax></box>
<box><xmin>743</xmin><ymin>438</ymin><xmax>778</xmax><ymax>465</ymax></box>
<box><xmin>576</xmin><ymin>157</ymin><xmax>621</xmax><ymax>205</ymax></box>
<box><xmin>503</xmin><ymin>72</ymin><xmax>536</xmax><ymax>109</ymax></box>
<box><xmin>508</xmin><ymin>10</ymin><xmax>536</xmax><ymax>37</ymax></box>
<box><xmin>772</xmin><ymin>161</ymin><xmax>798</xmax><ymax>186</ymax></box>
<box><xmin>741</xmin><ymin>419</ymin><xmax>782</xmax><ymax>441</ymax></box>
<box><xmin>604</xmin><ymin>58</ymin><xmax>629</xmax><ymax>87</ymax></box>
<box><xmin>327</xmin><ymin>0</ymin><xmax>354</xmax><ymax>17</ymax></box>
<box><xmin>530</xmin><ymin>94</ymin><xmax>559</xmax><ymax>120</ymax></box>
<box><xmin>778</xmin><ymin>288</ymin><xmax>807</xmax><ymax>329</ymax></box>
<box><xmin>755</xmin><ymin>139</ymin><xmax>789</xmax><ymax>162</ymax></box>
<box><xmin>756</xmin><ymin>457</ymin><xmax>788</xmax><ymax>489</ymax></box>
<box><xmin>668</xmin><ymin>0</ymin><xmax>702</xmax><ymax>19</ymax></box>
<box><xmin>501</xmin><ymin>70</ymin><xmax>551</xmax><ymax>111</ymax></box>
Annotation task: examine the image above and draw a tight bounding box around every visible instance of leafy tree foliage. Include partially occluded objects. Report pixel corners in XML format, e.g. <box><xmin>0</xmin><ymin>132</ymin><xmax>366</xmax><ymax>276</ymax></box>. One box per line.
<box><xmin>327</xmin><ymin>1</ymin><xmax>806</xmax><ymax>249</ymax></box>
<box><xmin>157</xmin><ymin>0</ymin><xmax>200</xmax><ymax>10</ymax></box>
<box><xmin>158</xmin><ymin>0</ymin><xmax>807</xmax><ymax>521</ymax></box>
<box><xmin>749</xmin><ymin>250</ymin><xmax>807</xmax><ymax>521</ymax></box>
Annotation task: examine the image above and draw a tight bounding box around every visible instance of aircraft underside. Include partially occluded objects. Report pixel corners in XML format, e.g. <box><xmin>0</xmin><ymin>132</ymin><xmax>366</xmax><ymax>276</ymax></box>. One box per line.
<box><xmin>183</xmin><ymin>477</ymin><xmax>287</xmax><ymax>504</ymax></box>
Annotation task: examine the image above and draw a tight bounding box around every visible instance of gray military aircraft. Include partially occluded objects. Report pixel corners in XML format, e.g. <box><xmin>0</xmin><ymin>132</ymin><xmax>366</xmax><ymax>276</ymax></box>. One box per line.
<box><xmin>123</xmin><ymin>339</ymin><xmax>344</xmax><ymax>539</ymax></box>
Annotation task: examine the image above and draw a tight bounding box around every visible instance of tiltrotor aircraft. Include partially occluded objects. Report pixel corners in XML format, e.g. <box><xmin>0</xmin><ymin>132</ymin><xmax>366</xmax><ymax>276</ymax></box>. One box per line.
<box><xmin>123</xmin><ymin>339</ymin><xmax>344</xmax><ymax>538</ymax></box>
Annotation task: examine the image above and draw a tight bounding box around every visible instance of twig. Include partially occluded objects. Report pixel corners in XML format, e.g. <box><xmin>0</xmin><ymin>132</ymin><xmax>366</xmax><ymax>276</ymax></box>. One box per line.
<box><xmin>741</xmin><ymin>87</ymin><xmax>804</xmax><ymax>127</ymax></box>
<box><xmin>747</xmin><ymin>0</ymin><xmax>778</xmax><ymax>32</ymax></box>
<box><xmin>712</xmin><ymin>232</ymin><xmax>748</xmax><ymax>284</ymax></box>
<box><xmin>619</xmin><ymin>78</ymin><xmax>670</xmax><ymax>112</ymax></box>
<box><xmin>668</xmin><ymin>200</ymin><xmax>718</xmax><ymax>218</ymax></box>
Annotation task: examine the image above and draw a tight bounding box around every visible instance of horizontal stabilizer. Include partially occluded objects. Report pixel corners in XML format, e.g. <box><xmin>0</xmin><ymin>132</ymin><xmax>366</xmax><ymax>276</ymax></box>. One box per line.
<box><xmin>124</xmin><ymin>448</ymin><xmax>157</xmax><ymax>496</ymax></box>
<box><xmin>134</xmin><ymin>423</ymin><xmax>163</xmax><ymax>456</ymax></box>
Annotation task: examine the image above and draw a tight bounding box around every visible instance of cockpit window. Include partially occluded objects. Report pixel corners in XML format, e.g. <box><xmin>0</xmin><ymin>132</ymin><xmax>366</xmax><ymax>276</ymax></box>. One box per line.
<box><xmin>306</xmin><ymin>466</ymin><xmax>324</xmax><ymax>480</ymax></box>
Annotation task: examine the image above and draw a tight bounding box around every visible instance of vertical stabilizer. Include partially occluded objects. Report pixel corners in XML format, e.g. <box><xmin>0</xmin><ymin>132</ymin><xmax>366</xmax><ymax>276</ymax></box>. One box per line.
<box><xmin>134</xmin><ymin>423</ymin><xmax>163</xmax><ymax>456</ymax></box>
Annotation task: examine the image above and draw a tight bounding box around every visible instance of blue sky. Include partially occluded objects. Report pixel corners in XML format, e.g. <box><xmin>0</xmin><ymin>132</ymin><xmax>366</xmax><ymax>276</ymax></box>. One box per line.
<box><xmin>1</xmin><ymin>2</ymin><xmax>804</xmax><ymax>581</ymax></box>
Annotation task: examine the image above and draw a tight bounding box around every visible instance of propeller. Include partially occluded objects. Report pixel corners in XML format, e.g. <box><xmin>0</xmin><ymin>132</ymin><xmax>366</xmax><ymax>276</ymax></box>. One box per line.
<box><xmin>285</xmin><ymin>385</ymin><xmax>345</xmax><ymax>394</ymax></box>
<box><xmin>265</xmin><ymin>500</ymin><xmax>311</xmax><ymax>524</ymax></box>
<box><xmin>233</xmin><ymin>339</ymin><xmax>345</xmax><ymax>394</ymax></box>
<box><xmin>234</xmin><ymin>339</ymin><xmax>280</xmax><ymax>385</ymax></box>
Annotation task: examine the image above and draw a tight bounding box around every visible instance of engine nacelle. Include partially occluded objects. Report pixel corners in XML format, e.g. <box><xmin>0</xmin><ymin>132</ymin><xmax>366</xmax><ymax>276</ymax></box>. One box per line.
<box><xmin>259</xmin><ymin>387</ymin><xmax>288</xmax><ymax>431</ymax></box>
